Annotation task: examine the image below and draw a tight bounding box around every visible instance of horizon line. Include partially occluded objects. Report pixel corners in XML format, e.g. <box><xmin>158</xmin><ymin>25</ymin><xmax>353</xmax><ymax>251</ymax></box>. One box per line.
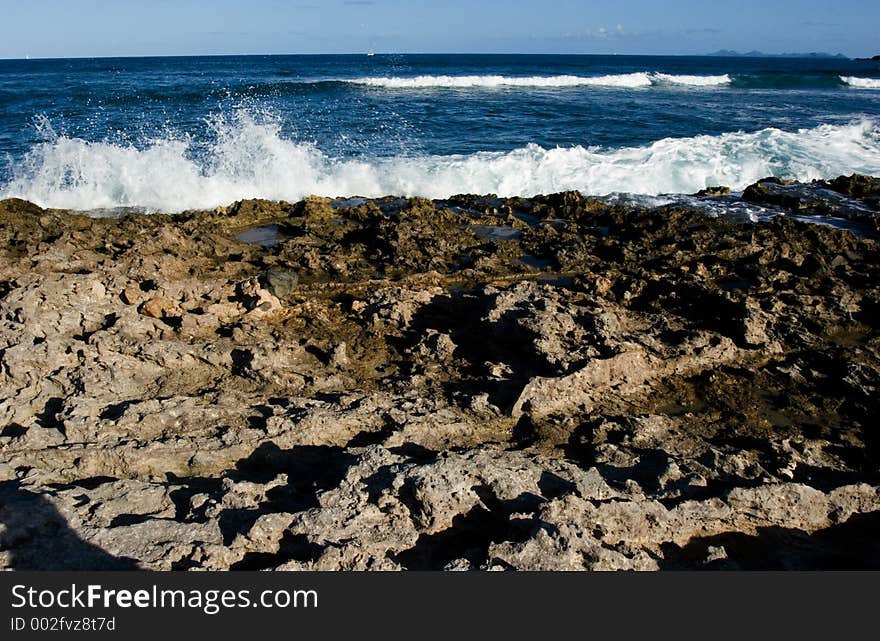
<box><xmin>0</xmin><ymin>50</ymin><xmax>861</xmax><ymax>62</ymax></box>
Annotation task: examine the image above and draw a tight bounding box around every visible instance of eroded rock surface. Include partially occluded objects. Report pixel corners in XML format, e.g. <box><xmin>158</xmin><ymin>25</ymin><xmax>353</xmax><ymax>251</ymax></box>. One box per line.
<box><xmin>1</xmin><ymin>179</ymin><xmax>879</xmax><ymax>570</ymax></box>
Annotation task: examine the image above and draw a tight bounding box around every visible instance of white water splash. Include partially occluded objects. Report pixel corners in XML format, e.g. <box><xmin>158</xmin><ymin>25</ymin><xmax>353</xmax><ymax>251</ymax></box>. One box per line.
<box><xmin>348</xmin><ymin>72</ymin><xmax>653</xmax><ymax>88</ymax></box>
<box><xmin>840</xmin><ymin>76</ymin><xmax>880</xmax><ymax>89</ymax></box>
<box><xmin>651</xmin><ymin>73</ymin><xmax>731</xmax><ymax>86</ymax></box>
<box><xmin>2</xmin><ymin>114</ymin><xmax>878</xmax><ymax>213</ymax></box>
<box><xmin>347</xmin><ymin>72</ymin><xmax>730</xmax><ymax>89</ymax></box>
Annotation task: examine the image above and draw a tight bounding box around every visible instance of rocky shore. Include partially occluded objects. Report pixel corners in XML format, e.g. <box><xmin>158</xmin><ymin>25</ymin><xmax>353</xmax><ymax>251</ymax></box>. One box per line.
<box><xmin>1</xmin><ymin>175</ymin><xmax>879</xmax><ymax>570</ymax></box>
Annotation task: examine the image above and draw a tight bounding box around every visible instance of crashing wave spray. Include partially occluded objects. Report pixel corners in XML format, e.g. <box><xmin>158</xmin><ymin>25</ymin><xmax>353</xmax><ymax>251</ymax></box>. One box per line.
<box><xmin>347</xmin><ymin>72</ymin><xmax>731</xmax><ymax>89</ymax></box>
<box><xmin>2</xmin><ymin>112</ymin><xmax>878</xmax><ymax>212</ymax></box>
<box><xmin>840</xmin><ymin>76</ymin><xmax>880</xmax><ymax>89</ymax></box>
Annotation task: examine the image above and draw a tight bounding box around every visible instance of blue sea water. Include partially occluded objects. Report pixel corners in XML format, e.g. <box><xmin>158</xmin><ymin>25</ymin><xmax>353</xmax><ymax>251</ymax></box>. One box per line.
<box><xmin>0</xmin><ymin>53</ymin><xmax>878</xmax><ymax>212</ymax></box>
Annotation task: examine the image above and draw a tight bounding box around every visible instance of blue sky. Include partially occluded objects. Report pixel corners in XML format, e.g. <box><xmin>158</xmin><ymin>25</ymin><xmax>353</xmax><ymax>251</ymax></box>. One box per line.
<box><xmin>1</xmin><ymin>0</ymin><xmax>878</xmax><ymax>58</ymax></box>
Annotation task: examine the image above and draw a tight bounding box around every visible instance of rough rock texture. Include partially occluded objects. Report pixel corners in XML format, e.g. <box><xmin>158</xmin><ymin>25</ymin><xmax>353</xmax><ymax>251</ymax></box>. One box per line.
<box><xmin>743</xmin><ymin>173</ymin><xmax>880</xmax><ymax>231</ymax></box>
<box><xmin>1</xmin><ymin>179</ymin><xmax>879</xmax><ymax>571</ymax></box>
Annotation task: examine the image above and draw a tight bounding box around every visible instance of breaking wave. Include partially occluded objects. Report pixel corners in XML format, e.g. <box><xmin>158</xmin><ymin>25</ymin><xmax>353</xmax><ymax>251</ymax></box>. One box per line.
<box><xmin>2</xmin><ymin>114</ymin><xmax>878</xmax><ymax>212</ymax></box>
<box><xmin>651</xmin><ymin>73</ymin><xmax>731</xmax><ymax>86</ymax></box>
<box><xmin>347</xmin><ymin>72</ymin><xmax>731</xmax><ymax>89</ymax></box>
<box><xmin>840</xmin><ymin>76</ymin><xmax>880</xmax><ymax>89</ymax></box>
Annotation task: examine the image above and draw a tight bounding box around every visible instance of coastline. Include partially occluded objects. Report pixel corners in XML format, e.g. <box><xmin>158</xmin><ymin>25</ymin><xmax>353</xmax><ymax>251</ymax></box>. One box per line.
<box><xmin>1</xmin><ymin>175</ymin><xmax>879</xmax><ymax>570</ymax></box>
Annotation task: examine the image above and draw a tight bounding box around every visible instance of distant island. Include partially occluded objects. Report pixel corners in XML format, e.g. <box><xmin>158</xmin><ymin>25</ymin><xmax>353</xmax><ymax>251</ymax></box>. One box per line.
<box><xmin>708</xmin><ymin>49</ymin><xmax>848</xmax><ymax>59</ymax></box>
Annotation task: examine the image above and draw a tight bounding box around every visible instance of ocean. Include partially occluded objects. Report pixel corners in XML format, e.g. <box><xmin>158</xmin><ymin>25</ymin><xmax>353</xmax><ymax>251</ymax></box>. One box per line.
<box><xmin>0</xmin><ymin>53</ymin><xmax>879</xmax><ymax>213</ymax></box>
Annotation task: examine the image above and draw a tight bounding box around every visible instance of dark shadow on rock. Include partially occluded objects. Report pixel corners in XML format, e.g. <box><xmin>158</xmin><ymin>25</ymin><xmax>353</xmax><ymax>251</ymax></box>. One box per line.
<box><xmin>360</xmin><ymin>444</ymin><xmax>438</xmax><ymax>507</ymax></box>
<box><xmin>361</xmin><ymin>465</ymin><xmax>397</xmax><ymax>505</ymax></box>
<box><xmin>660</xmin><ymin>511</ymin><xmax>880</xmax><ymax>570</ymax></box>
<box><xmin>598</xmin><ymin>450</ymin><xmax>671</xmax><ymax>495</ymax></box>
<box><xmin>564</xmin><ymin>418</ymin><xmax>670</xmax><ymax>493</ymax></box>
<box><xmin>245</xmin><ymin>404</ymin><xmax>274</xmax><ymax>431</ymax></box>
<box><xmin>99</xmin><ymin>400</ymin><xmax>134</xmax><ymax>421</ymax></box>
<box><xmin>630</xmin><ymin>280</ymin><xmax>751</xmax><ymax>346</ymax></box>
<box><xmin>160</xmin><ymin>442</ymin><xmax>364</xmax><ymax>550</ymax></box>
<box><xmin>1</xmin><ymin>423</ymin><xmax>27</xmax><ymax>438</ymax></box>
<box><xmin>537</xmin><ymin>471</ymin><xmax>577</xmax><ymax>500</ymax></box>
<box><xmin>346</xmin><ymin>414</ymin><xmax>398</xmax><ymax>447</ymax></box>
<box><xmin>393</xmin><ymin>291</ymin><xmax>545</xmax><ymax>412</ymax></box>
<box><xmin>230</xmin><ymin>348</ymin><xmax>254</xmax><ymax>377</ymax></box>
<box><xmin>215</xmin><ymin>443</ymin><xmax>359</xmax><ymax>546</ymax></box>
<box><xmin>0</xmin><ymin>280</ymin><xmax>14</xmax><ymax>301</ymax></box>
<box><xmin>35</xmin><ymin>397</ymin><xmax>66</xmax><ymax>435</ymax></box>
<box><xmin>391</xmin><ymin>485</ymin><xmax>544</xmax><ymax>570</ymax></box>
<box><xmin>564</xmin><ymin>417</ymin><xmax>771</xmax><ymax>508</ymax></box>
<box><xmin>166</xmin><ymin>475</ymin><xmax>225</xmax><ymax>522</ymax></box>
<box><xmin>230</xmin><ymin>531</ymin><xmax>325</xmax><ymax>571</ymax></box>
<box><xmin>0</xmin><ymin>480</ymin><xmax>139</xmax><ymax>570</ymax></box>
<box><xmin>791</xmin><ymin>464</ymin><xmax>865</xmax><ymax>493</ymax></box>
<box><xmin>388</xmin><ymin>442</ymin><xmax>437</xmax><ymax>464</ymax></box>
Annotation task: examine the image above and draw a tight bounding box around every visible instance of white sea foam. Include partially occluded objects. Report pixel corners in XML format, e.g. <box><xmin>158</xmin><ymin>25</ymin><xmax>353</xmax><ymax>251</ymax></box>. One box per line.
<box><xmin>348</xmin><ymin>73</ymin><xmax>654</xmax><ymax>88</ymax></box>
<box><xmin>347</xmin><ymin>72</ymin><xmax>735</xmax><ymax>89</ymax></box>
<box><xmin>348</xmin><ymin>72</ymin><xmax>731</xmax><ymax>89</ymax></box>
<box><xmin>650</xmin><ymin>73</ymin><xmax>731</xmax><ymax>86</ymax></box>
<box><xmin>840</xmin><ymin>76</ymin><xmax>880</xmax><ymax>89</ymax></box>
<box><xmin>2</xmin><ymin>114</ymin><xmax>878</xmax><ymax>212</ymax></box>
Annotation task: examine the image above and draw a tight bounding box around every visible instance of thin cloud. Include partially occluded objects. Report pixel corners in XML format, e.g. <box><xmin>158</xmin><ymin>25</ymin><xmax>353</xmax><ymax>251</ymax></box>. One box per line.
<box><xmin>563</xmin><ymin>24</ymin><xmax>628</xmax><ymax>40</ymax></box>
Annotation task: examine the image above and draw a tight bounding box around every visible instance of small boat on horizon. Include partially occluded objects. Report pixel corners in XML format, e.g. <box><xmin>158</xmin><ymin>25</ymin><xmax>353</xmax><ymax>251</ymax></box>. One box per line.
<box><xmin>367</xmin><ymin>51</ymin><xmax>375</xmax><ymax>57</ymax></box>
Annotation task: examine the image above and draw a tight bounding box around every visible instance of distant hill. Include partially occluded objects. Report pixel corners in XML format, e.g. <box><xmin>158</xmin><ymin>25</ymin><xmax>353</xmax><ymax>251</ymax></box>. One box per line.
<box><xmin>708</xmin><ymin>49</ymin><xmax>848</xmax><ymax>59</ymax></box>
